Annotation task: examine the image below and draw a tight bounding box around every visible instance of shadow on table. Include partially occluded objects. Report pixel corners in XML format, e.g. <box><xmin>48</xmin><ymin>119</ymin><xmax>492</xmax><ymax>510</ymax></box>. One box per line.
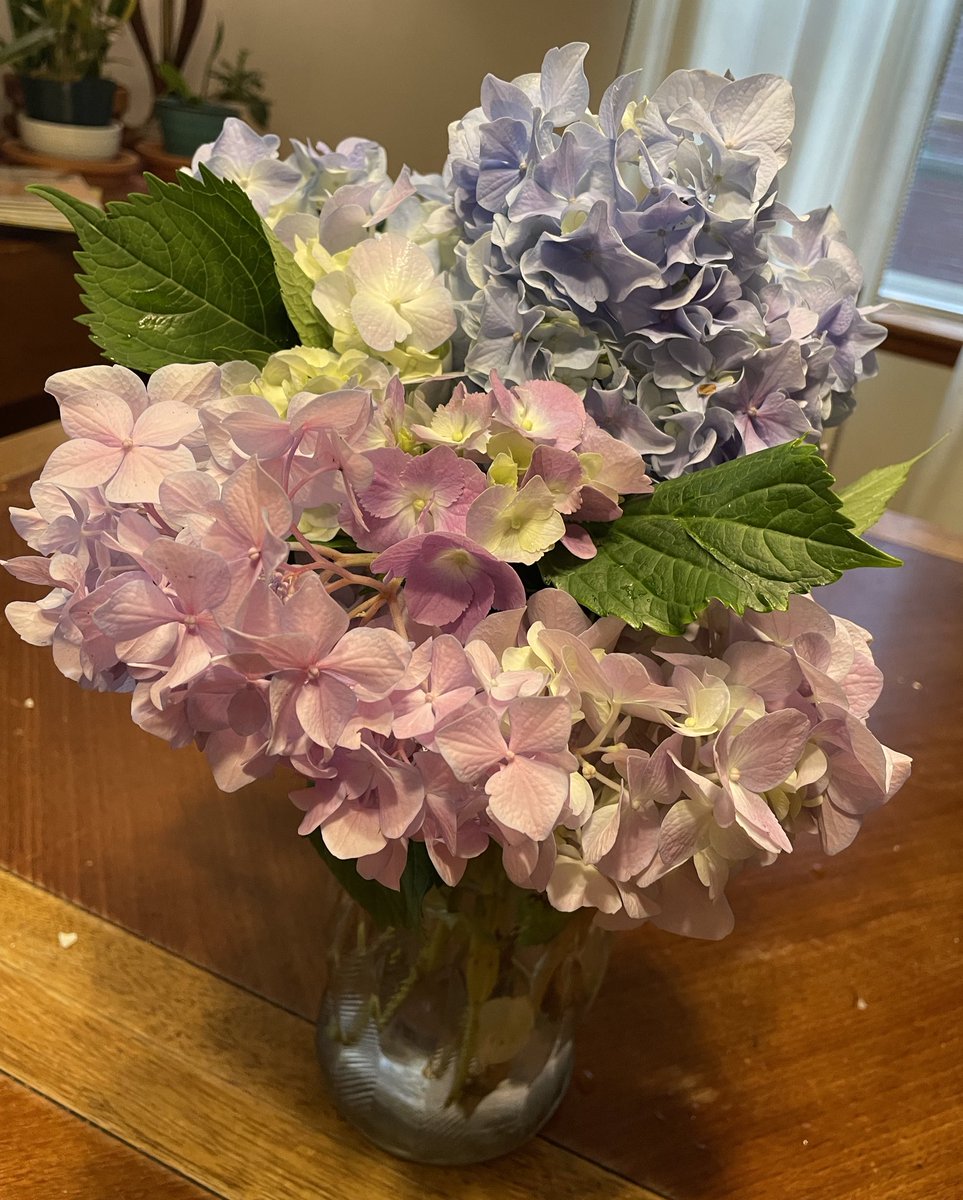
<box><xmin>547</xmin><ymin>940</ymin><xmax>731</xmax><ymax>1198</ymax></box>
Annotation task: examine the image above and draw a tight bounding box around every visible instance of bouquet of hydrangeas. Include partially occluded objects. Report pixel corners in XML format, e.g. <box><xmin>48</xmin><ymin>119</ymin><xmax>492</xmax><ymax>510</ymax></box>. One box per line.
<box><xmin>6</xmin><ymin>43</ymin><xmax>911</xmax><ymax>946</ymax></box>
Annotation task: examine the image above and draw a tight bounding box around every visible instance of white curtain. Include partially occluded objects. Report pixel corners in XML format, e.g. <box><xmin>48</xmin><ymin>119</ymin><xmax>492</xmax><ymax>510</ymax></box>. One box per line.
<box><xmin>620</xmin><ymin>0</ymin><xmax>962</xmax><ymax>295</ymax></box>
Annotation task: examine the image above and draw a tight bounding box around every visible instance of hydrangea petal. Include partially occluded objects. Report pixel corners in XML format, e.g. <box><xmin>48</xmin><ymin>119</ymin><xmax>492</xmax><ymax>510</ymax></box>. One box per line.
<box><xmin>133</xmin><ymin>401</ymin><xmax>201</xmax><ymax>447</ymax></box>
<box><xmin>41</xmin><ymin>439</ymin><xmax>124</xmax><ymax>489</ymax></box>
<box><xmin>351</xmin><ymin>291</ymin><xmax>411</xmax><ymax>350</ymax></box>
<box><xmin>59</xmin><ymin>393</ymin><xmax>132</xmax><ymax>443</ymax></box>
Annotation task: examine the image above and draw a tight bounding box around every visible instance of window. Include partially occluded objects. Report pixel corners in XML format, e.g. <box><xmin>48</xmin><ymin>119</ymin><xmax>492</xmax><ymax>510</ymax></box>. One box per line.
<box><xmin>879</xmin><ymin>14</ymin><xmax>963</xmax><ymax>317</ymax></box>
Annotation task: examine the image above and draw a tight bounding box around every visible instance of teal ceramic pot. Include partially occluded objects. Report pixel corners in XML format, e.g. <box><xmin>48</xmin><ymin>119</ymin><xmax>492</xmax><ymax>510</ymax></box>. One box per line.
<box><xmin>20</xmin><ymin>75</ymin><xmax>116</xmax><ymax>126</ymax></box>
<box><xmin>156</xmin><ymin>97</ymin><xmax>237</xmax><ymax>157</ymax></box>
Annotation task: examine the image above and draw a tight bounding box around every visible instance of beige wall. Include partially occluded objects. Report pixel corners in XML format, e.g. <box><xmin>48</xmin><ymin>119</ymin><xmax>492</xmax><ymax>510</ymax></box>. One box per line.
<box><xmin>830</xmin><ymin>349</ymin><xmax>954</xmax><ymax>484</ymax></box>
<box><xmin>1</xmin><ymin>2</ymin><xmax>631</xmax><ymax>173</ymax></box>
<box><xmin>829</xmin><ymin>349</ymin><xmax>962</xmax><ymax>533</ymax></box>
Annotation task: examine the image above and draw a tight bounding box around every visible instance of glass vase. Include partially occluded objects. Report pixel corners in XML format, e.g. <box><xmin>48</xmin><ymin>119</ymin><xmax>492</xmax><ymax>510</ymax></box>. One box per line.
<box><xmin>315</xmin><ymin>857</ymin><xmax>611</xmax><ymax>1164</ymax></box>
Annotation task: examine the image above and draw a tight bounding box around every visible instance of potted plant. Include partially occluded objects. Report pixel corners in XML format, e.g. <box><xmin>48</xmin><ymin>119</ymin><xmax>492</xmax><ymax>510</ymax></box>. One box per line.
<box><xmin>126</xmin><ymin>1</ymin><xmax>270</xmax><ymax>161</ymax></box>
<box><xmin>154</xmin><ymin>19</ymin><xmax>271</xmax><ymax>158</ymax></box>
<box><xmin>3</xmin><ymin>0</ymin><xmax>136</xmax><ymax>128</ymax></box>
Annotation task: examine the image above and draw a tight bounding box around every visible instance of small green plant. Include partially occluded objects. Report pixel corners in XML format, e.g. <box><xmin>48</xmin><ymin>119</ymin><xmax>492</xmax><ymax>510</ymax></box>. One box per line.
<box><xmin>2</xmin><ymin>0</ymin><xmax>138</xmax><ymax>80</ymax></box>
<box><xmin>157</xmin><ymin>19</ymin><xmax>270</xmax><ymax>127</ymax></box>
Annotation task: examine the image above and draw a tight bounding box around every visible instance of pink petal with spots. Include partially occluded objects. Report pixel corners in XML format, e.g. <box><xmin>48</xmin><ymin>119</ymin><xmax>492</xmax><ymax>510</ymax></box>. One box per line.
<box><xmin>41</xmin><ymin>439</ymin><xmax>124</xmax><ymax>489</ymax></box>
<box><xmin>147</xmin><ymin>362</ymin><xmax>221</xmax><ymax>407</ymax></box>
<box><xmin>133</xmin><ymin>400</ymin><xmax>201</xmax><ymax>447</ymax></box>
<box><xmin>59</xmin><ymin>392</ymin><xmax>132</xmax><ymax>443</ymax></box>
<box><xmin>47</xmin><ymin>365</ymin><xmax>147</xmax><ymax>417</ymax></box>
<box><xmin>145</xmin><ymin>540</ymin><xmax>231</xmax><ymax>614</ymax></box>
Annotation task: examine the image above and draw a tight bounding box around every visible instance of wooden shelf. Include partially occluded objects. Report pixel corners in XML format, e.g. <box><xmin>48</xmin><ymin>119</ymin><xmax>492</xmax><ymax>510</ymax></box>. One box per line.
<box><xmin>880</xmin><ymin>310</ymin><xmax>963</xmax><ymax>367</ymax></box>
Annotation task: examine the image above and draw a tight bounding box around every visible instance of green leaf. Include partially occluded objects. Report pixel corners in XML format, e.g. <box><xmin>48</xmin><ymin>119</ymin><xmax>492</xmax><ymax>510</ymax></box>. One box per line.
<box><xmin>540</xmin><ymin>441</ymin><xmax>901</xmax><ymax>635</ymax></box>
<box><xmin>30</xmin><ymin>169</ymin><xmax>296</xmax><ymax>372</ymax></box>
<box><xmin>309</xmin><ymin>831</ymin><xmax>442</xmax><ymax>930</ymax></box>
<box><xmin>516</xmin><ymin>892</ymin><xmax>573</xmax><ymax>946</ymax></box>
<box><xmin>838</xmin><ymin>444</ymin><xmax>938</xmax><ymax>534</ymax></box>
<box><xmin>265</xmin><ymin>225</ymin><xmax>329</xmax><ymax>348</ymax></box>
<box><xmin>157</xmin><ymin>60</ymin><xmax>196</xmax><ymax>101</ymax></box>
<box><xmin>0</xmin><ymin>25</ymin><xmax>54</xmax><ymax>69</ymax></box>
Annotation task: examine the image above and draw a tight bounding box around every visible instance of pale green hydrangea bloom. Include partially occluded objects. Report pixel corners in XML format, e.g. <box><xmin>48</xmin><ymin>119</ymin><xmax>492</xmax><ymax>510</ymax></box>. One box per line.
<box><xmin>225</xmin><ymin>347</ymin><xmax>392</xmax><ymax>417</ymax></box>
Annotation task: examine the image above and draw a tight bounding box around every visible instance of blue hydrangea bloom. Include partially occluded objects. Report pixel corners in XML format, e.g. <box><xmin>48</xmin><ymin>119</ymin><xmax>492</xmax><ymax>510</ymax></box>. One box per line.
<box><xmin>442</xmin><ymin>48</ymin><xmax>886</xmax><ymax>477</ymax></box>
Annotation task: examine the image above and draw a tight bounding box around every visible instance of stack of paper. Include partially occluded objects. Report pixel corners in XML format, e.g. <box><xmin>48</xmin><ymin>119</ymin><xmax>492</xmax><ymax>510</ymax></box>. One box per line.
<box><xmin>0</xmin><ymin>166</ymin><xmax>102</xmax><ymax>231</ymax></box>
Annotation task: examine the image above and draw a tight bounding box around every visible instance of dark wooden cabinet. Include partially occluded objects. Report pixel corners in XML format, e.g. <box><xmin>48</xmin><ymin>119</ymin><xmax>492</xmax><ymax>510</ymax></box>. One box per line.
<box><xmin>0</xmin><ymin>226</ymin><xmax>104</xmax><ymax>436</ymax></box>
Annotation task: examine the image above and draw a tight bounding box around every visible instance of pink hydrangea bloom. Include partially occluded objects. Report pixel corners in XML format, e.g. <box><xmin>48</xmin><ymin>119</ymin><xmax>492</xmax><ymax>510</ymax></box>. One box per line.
<box><xmin>3</xmin><ymin>358</ymin><xmax>910</xmax><ymax>936</ymax></box>
<box><xmin>437</xmin><ymin>696</ymin><xmax>577</xmax><ymax>840</ymax></box>
<box><xmin>42</xmin><ymin>393</ymin><xmax>199</xmax><ymax>503</ymax></box>
<box><xmin>373</xmin><ymin>531</ymin><xmax>525</xmax><ymax>636</ymax></box>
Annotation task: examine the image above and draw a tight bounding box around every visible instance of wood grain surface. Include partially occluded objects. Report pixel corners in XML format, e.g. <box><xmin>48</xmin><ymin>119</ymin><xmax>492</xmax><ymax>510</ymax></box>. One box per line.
<box><xmin>2</xmin><ymin>465</ymin><xmax>962</xmax><ymax>1200</ymax></box>
<box><xmin>0</xmin><ymin>1076</ymin><xmax>211</xmax><ymax>1200</ymax></box>
<box><xmin>0</xmin><ymin>870</ymin><xmax>659</xmax><ymax>1200</ymax></box>
<box><xmin>0</xmin><ymin>421</ymin><xmax>66</xmax><ymax>483</ymax></box>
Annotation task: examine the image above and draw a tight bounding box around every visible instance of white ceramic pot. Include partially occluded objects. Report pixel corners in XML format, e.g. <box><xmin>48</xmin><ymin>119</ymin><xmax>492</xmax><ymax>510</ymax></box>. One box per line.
<box><xmin>18</xmin><ymin>114</ymin><xmax>123</xmax><ymax>161</ymax></box>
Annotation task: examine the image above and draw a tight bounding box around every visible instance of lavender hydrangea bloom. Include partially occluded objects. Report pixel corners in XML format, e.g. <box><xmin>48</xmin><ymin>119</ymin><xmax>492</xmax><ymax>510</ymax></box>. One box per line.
<box><xmin>442</xmin><ymin>48</ymin><xmax>886</xmax><ymax>477</ymax></box>
<box><xmin>190</xmin><ymin>118</ymin><xmax>303</xmax><ymax>216</ymax></box>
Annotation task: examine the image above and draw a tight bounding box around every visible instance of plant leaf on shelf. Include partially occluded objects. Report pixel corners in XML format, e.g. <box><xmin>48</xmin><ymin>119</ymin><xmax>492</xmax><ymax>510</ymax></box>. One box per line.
<box><xmin>837</xmin><ymin>443</ymin><xmax>939</xmax><ymax>535</ymax></box>
<box><xmin>540</xmin><ymin>441</ymin><xmax>901</xmax><ymax>635</ymax></box>
<box><xmin>30</xmin><ymin>167</ymin><xmax>296</xmax><ymax>371</ymax></box>
<box><xmin>265</xmin><ymin>225</ymin><xmax>329</xmax><ymax>348</ymax></box>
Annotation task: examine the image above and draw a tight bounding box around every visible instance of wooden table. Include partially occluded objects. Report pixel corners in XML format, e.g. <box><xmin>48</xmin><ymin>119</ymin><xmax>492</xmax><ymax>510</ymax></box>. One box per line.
<box><xmin>1</xmin><ymin>445</ymin><xmax>962</xmax><ymax>1200</ymax></box>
